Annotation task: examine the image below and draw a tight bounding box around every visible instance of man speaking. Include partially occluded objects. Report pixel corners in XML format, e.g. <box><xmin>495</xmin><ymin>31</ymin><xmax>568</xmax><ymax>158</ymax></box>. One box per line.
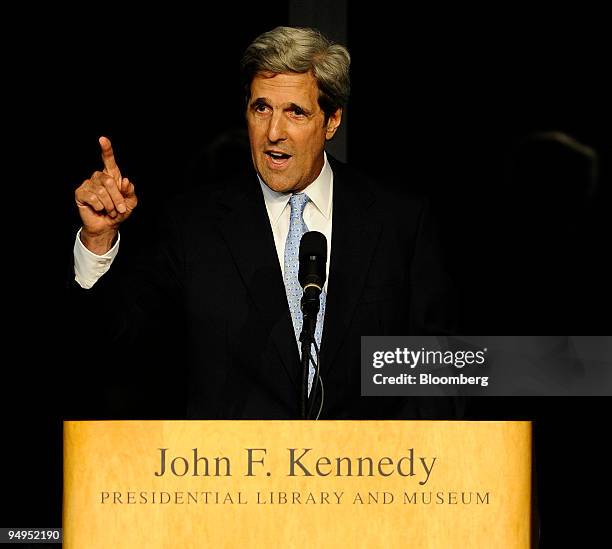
<box><xmin>73</xmin><ymin>26</ymin><xmax>457</xmax><ymax>419</ymax></box>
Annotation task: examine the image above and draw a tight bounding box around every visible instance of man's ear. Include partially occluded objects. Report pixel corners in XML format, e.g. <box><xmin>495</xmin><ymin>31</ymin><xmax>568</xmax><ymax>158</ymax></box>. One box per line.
<box><xmin>325</xmin><ymin>108</ymin><xmax>343</xmax><ymax>140</ymax></box>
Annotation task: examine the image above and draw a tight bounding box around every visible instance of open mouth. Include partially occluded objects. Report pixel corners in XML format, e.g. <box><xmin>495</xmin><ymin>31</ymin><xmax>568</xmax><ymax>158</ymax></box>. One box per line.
<box><xmin>265</xmin><ymin>151</ymin><xmax>292</xmax><ymax>167</ymax></box>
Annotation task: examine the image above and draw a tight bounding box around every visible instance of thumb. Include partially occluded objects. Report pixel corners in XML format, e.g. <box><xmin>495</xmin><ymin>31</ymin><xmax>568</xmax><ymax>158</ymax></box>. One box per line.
<box><xmin>121</xmin><ymin>178</ymin><xmax>137</xmax><ymax>208</ymax></box>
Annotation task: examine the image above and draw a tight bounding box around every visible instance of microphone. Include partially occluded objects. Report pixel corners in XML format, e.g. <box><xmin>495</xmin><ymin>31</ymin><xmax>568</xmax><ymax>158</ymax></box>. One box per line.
<box><xmin>298</xmin><ymin>231</ymin><xmax>327</xmax><ymax>335</ymax></box>
<box><xmin>298</xmin><ymin>231</ymin><xmax>327</xmax><ymax>420</ymax></box>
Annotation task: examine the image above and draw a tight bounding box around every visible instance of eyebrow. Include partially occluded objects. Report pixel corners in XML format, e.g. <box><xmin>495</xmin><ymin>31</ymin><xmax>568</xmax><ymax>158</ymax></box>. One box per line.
<box><xmin>250</xmin><ymin>97</ymin><xmax>312</xmax><ymax>115</ymax></box>
<box><xmin>287</xmin><ymin>102</ymin><xmax>312</xmax><ymax>115</ymax></box>
<box><xmin>250</xmin><ymin>97</ymin><xmax>269</xmax><ymax>107</ymax></box>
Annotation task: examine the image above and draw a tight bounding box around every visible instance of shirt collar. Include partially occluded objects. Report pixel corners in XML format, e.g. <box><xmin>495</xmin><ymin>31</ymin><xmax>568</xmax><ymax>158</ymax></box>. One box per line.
<box><xmin>258</xmin><ymin>152</ymin><xmax>333</xmax><ymax>226</ymax></box>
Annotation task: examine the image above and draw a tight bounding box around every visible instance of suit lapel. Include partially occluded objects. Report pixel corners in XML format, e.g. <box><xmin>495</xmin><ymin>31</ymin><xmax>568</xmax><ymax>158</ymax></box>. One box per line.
<box><xmin>216</xmin><ymin>176</ymin><xmax>301</xmax><ymax>391</ymax></box>
<box><xmin>213</xmin><ymin>159</ymin><xmax>381</xmax><ymax>391</ymax></box>
<box><xmin>321</xmin><ymin>159</ymin><xmax>381</xmax><ymax>378</ymax></box>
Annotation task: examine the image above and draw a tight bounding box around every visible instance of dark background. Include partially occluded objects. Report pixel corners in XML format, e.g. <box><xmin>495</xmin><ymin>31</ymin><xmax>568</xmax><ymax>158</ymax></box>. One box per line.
<box><xmin>4</xmin><ymin>2</ymin><xmax>611</xmax><ymax>546</ymax></box>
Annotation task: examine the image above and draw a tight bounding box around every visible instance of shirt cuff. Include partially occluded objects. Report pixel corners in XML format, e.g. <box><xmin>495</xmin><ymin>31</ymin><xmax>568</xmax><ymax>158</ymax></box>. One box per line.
<box><xmin>73</xmin><ymin>228</ymin><xmax>120</xmax><ymax>289</ymax></box>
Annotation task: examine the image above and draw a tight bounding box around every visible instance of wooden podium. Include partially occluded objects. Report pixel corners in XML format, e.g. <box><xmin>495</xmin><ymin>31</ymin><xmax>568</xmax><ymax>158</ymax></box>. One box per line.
<box><xmin>64</xmin><ymin>421</ymin><xmax>531</xmax><ymax>548</ymax></box>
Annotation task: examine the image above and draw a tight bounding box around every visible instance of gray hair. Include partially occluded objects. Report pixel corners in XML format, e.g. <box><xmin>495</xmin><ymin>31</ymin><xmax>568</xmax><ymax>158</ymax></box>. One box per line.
<box><xmin>240</xmin><ymin>26</ymin><xmax>351</xmax><ymax>120</ymax></box>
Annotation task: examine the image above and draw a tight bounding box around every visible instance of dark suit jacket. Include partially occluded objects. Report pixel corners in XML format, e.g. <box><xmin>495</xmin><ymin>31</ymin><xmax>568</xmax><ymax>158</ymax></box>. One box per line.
<box><xmin>79</xmin><ymin>156</ymin><xmax>458</xmax><ymax>419</ymax></box>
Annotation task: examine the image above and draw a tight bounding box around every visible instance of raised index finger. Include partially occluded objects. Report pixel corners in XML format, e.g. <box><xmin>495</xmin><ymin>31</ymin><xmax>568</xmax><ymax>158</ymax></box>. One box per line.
<box><xmin>99</xmin><ymin>136</ymin><xmax>121</xmax><ymax>181</ymax></box>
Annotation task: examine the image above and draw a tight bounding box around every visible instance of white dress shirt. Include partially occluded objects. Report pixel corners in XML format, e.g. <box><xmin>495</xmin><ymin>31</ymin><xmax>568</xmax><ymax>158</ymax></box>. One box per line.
<box><xmin>258</xmin><ymin>153</ymin><xmax>333</xmax><ymax>289</ymax></box>
<box><xmin>74</xmin><ymin>153</ymin><xmax>334</xmax><ymax>290</ymax></box>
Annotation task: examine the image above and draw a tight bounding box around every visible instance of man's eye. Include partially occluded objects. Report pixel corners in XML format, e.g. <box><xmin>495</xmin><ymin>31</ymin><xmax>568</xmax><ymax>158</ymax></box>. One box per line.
<box><xmin>292</xmin><ymin>108</ymin><xmax>305</xmax><ymax>116</ymax></box>
<box><xmin>254</xmin><ymin>104</ymin><xmax>268</xmax><ymax>113</ymax></box>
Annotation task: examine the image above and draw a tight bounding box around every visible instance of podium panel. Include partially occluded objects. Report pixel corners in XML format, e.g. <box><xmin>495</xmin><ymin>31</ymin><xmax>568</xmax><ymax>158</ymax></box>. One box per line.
<box><xmin>64</xmin><ymin>420</ymin><xmax>531</xmax><ymax>548</ymax></box>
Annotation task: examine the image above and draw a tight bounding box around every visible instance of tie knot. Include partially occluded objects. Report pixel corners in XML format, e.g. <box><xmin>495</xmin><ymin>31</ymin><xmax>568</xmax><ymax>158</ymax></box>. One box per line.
<box><xmin>289</xmin><ymin>192</ymin><xmax>309</xmax><ymax>217</ymax></box>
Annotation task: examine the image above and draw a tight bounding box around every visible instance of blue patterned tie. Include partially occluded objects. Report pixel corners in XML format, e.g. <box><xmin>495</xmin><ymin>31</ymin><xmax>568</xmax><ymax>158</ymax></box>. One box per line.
<box><xmin>284</xmin><ymin>193</ymin><xmax>326</xmax><ymax>394</ymax></box>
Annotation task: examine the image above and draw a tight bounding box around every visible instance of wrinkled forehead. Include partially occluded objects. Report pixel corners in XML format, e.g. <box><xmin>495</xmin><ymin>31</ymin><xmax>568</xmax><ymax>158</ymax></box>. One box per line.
<box><xmin>249</xmin><ymin>71</ymin><xmax>321</xmax><ymax>107</ymax></box>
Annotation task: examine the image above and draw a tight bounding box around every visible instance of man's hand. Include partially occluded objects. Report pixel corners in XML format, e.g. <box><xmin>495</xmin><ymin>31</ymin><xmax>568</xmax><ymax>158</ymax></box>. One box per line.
<box><xmin>75</xmin><ymin>136</ymin><xmax>138</xmax><ymax>254</ymax></box>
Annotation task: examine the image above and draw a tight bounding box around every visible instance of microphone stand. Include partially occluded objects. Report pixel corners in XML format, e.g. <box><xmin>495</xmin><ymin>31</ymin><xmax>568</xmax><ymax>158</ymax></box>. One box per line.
<box><xmin>299</xmin><ymin>314</ymin><xmax>316</xmax><ymax>420</ymax></box>
<box><xmin>297</xmin><ymin>231</ymin><xmax>327</xmax><ymax>419</ymax></box>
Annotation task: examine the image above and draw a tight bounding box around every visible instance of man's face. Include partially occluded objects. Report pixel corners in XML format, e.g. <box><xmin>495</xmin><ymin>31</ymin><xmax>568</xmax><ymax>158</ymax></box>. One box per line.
<box><xmin>246</xmin><ymin>71</ymin><xmax>342</xmax><ymax>193</ymax></box>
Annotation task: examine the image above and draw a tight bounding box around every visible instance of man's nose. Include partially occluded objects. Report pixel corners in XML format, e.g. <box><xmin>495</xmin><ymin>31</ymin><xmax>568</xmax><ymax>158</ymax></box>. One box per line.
<box><xmin>266</xmin><ymin>111</ymin><xmax>287</xmax><ymax>143</ymax></box>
